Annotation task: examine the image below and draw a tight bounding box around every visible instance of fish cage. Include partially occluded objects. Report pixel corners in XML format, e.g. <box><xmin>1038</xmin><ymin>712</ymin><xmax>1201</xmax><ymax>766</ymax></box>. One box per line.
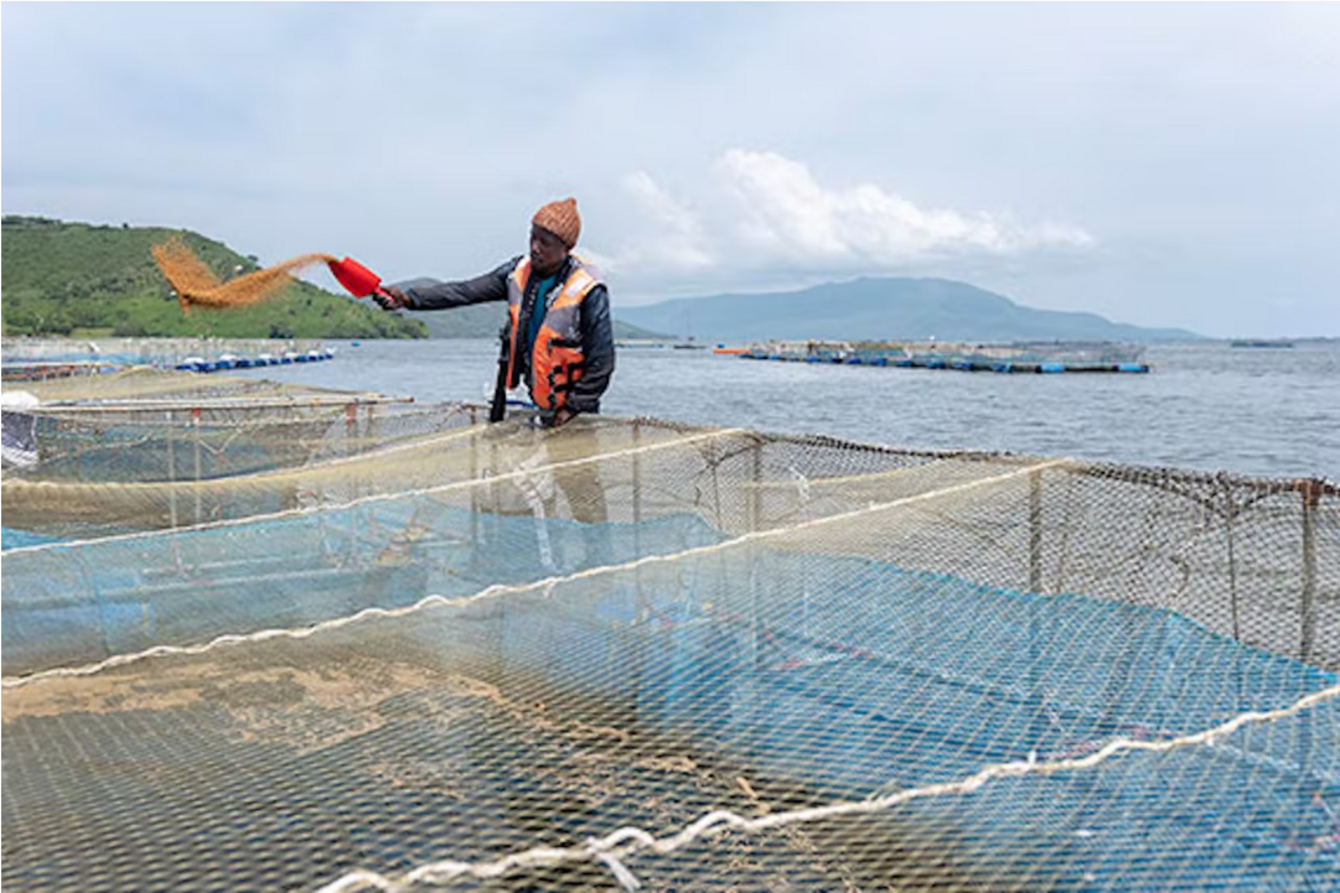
<box><xmin>835</xmin><ymin>341</ymin><xmax>1150</xmax><ymax>373</ymax></box>
<box><xmin>2</xmin><ymin>369</ymin><xmax>1338</xmax><ymax>892</ymax></box>
<box><xmin>1</xmin><ymin>335</ymin><xmax>332</xmax><ymax>371</ymax></box>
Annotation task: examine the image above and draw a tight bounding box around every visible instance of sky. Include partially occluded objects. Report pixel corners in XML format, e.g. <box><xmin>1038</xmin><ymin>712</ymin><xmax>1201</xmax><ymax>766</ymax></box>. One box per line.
<box><xmin>3</xmin><ymin>2</ymin><xmax>1338</xmax><ymax>338</ymax></box>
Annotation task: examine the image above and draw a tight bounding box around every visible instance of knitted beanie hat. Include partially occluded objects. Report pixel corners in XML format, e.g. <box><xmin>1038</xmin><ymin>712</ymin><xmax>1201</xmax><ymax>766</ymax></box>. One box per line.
<box><xmin>532</xmin><ymin>198</ymin><xmax>581</xmax><ymax>249</ymax></box>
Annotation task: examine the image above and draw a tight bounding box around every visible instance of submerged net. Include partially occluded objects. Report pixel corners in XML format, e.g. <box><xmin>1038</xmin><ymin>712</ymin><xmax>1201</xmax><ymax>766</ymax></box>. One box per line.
<box><xmin>3</xmin><ymin>370</ymin><xmax>1338</xmax><ymax>892</ymax></box>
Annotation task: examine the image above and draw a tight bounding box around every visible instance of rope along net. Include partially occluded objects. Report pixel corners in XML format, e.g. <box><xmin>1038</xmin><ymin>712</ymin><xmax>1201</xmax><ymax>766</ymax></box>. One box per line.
<box><xmin>3</xmin><ymin>370</ymin><xmax>1338</xmax><ymax>891</ymax></box>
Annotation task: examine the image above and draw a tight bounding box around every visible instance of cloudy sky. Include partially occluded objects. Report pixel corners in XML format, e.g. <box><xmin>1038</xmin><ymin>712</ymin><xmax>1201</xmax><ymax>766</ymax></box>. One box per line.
<box><xmin>4</xmin><ymin>2</ymin><xmax>1338</xmax><ymax>337</ymax></box>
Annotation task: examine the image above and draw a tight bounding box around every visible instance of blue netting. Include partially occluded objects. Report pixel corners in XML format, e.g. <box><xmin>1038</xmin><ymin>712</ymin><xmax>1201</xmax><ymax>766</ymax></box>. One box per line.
<box><xmin>0</xmin><ymin>508</ymin><xmax>726</xmax><ymax>676</ymax></box>
<box><xmin>469</xmin><ymin>547</ymin><xmax>1340</xmax><ymax>891</ymax></box>
<box><xmin>4</xmin><ymin>502</ymin><xmax>1336</xmax><ymax>889</ymax></box>
<box><xmin>1</xmin><ymin>526</ymin><xmax>68</xmax><ymax>551</ymax></box>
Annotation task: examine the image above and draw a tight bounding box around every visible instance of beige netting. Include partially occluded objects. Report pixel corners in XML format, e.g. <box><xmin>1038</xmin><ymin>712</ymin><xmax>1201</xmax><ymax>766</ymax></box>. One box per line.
<box><xmin>3</xmin><ymin>370</ymin><xmax>1337</xmax><ymax>891</ymax></box>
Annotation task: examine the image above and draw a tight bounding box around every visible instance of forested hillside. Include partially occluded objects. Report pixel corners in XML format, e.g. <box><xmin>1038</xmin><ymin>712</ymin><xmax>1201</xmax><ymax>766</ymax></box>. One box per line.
<box><xmin>1</xmin><ymin>216</ymin><xmax>427</xmax><ymax>339</ymax></box>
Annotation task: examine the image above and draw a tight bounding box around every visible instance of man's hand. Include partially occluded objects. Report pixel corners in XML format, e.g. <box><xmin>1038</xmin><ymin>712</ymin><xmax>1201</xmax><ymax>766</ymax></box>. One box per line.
<box><xmin>551</xmin><ymin>407</ymin><xmax>577</xmax><ymax>428</ymax></box>
<box><xmin>374</xmin><ymin>286</ymin><xmax>409</xmax><ymax>311</ymax></box>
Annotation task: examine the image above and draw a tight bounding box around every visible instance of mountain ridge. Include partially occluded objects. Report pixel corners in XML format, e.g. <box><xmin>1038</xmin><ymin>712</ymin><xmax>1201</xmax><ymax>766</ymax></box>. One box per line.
<box><xmin>2</xmin><ymin>216</ymin><xmax>1199</xmax><ymax>343</ymax></box>
<box><xmin>617</xmin><ymin>276</ymin><xmax>1200</xmax><ymax>343</ymax></box>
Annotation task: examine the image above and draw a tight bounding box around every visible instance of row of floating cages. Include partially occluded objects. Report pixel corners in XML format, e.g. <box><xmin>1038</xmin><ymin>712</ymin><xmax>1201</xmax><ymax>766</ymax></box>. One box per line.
<box><xmin>2</xmin><ymin>370</ymin><xmax>1337</xmax><ymax>891</ymax></box>
<box><xmin>173</xmin><ymin>347</ymin><xmax>334</xmax><ymax>373</ymax></box>
<box><xmin>742</xmin><ymin>340</ymin><xmax>1151</xmax><ymax>373</ymax></box>
<box><xmin>1</xmin><ymin>359</ymin><xmax>129</xmax><ymax>383</ymax></box>
<box><xmin>1</xmin><ymin>336</ymin><xmax>334</xmax><ymax>376</ymax></box>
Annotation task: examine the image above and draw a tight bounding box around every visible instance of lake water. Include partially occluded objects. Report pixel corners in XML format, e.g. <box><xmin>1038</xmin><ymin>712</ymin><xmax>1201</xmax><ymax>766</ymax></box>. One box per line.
<box><xmin>231</xmin><ymin>338</ymin><xmax>1339</xmax><ymax>482</ymax></box>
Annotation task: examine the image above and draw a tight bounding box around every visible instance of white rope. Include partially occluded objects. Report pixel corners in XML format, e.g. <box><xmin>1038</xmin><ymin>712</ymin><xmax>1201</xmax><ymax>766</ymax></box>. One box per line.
<box><xmin>310</xmin><ymin>683</ymin><xmax>1340</xmax><ymax>892</ymax></box>
<box><xmin>3</xmin><ymin>457</ymin><xmax>1061</xmax><ymax>689</ymax></box>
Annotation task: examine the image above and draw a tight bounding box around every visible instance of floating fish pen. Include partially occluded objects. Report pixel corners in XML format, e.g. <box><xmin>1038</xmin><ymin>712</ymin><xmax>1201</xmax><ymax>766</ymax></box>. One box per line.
<box><xmin>1</xmin><ymin>336</ymin><xmax>335</xmax><ymax>378</ymax></box>
<box><xmin>744</xmin><ymin>340</ymin><xmax>1152</xmax><ymax>373</ymax></box>
<box><xmin>1</xmin><ymin>359</ymin><xmax>133</xmax><ymax>383</ymax></box>
<box><xmin>1231</xmin><ymin>340</ymin><xmax>1296</xmax><ymax>349</ymax></box>
<box><xmin>3</xmin><ymin>369</ymin><xmax>1338</xmax><ymax>892</ymax></box>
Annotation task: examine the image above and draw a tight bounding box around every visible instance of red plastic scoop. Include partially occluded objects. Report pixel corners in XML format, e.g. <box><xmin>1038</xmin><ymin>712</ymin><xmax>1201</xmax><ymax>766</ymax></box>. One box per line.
<box><xmin>328</xmin><ymin>256</ymin><xmax>391</xmax><ymax>299</ymax></box>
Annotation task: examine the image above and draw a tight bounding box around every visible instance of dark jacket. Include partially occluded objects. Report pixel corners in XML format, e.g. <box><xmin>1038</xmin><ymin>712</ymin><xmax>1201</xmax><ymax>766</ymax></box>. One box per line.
<box><xmin>401</xmin><ymin>255</ymin><xmax>615</xmax><ymax>414</ymax></box>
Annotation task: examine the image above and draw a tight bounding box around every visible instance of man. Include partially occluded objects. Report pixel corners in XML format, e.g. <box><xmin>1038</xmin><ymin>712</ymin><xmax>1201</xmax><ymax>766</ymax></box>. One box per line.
<box><xmin>377</xmin><ymin>198</ymin><xmax>614</xmax><ymax>564</ymax></box>
<box><xmin>375</xmin><ymin>198</ymin><xmax>614</xmax><ymax>428</ymax></box>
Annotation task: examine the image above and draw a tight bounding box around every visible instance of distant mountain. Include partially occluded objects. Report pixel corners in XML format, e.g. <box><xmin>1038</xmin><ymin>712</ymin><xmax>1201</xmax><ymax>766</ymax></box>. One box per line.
<box><xmin>616</xmin><ymin>277</ymin><xmax>1200</xmax><ymax>343</ymax></box>
<box><xmin>1</xmin><ymin>216</ymin><xmax>427</xmax><ymax>339</ymax></box>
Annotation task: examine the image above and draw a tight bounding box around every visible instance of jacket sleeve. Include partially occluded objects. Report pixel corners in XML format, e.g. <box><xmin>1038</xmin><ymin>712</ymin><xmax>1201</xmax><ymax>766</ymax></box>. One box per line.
<box><xmin>567</xmin><ymin>284</ymin><xmax>615</xmax><ymax>414</ymax></box>
<box><xmin>396</xmin><ymin>257</ymin><xmax>520</xmax><ymax>310</ymax></box>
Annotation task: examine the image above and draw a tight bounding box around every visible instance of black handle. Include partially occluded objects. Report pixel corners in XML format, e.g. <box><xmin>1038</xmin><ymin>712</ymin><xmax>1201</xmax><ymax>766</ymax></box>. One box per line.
<box><xmin>489</xmin><ymin>325</ymin><xmax>509</xmax><ymax>423</ymax></box>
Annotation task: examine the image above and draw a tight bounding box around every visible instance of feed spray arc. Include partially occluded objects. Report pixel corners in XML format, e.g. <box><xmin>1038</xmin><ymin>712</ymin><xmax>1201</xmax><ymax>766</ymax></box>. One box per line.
<box><xmin>150</xmin><ymin>237</ymin><xmax>398</xmax><ymax>312</ymax></box>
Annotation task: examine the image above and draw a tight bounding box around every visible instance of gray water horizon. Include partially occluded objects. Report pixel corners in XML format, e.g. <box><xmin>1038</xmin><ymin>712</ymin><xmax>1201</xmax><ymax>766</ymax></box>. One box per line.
<box><xmin>234</xmin><ymin>338</ymin><xmax>1339</xmax><ymax>483</ymax></box>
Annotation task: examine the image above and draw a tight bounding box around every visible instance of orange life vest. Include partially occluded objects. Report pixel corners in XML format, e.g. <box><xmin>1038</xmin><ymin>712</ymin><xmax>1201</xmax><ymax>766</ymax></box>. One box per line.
<box><xmin>506</xmin><ymin>256</ymin><xmax>602</xmax><ymax>411</ymax></box>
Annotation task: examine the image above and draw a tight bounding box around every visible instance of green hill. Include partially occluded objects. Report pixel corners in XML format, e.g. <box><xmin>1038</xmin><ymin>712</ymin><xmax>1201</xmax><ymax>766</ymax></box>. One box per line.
<box><xmin>1</xmin><ymin>216</ymin><xmax>427</xmax><ymax>339</ymax></box>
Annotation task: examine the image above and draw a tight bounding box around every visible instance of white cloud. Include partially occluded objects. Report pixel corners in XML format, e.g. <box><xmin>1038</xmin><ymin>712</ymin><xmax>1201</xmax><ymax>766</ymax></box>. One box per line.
<box><xmin>612</xmin><ymin>171</ymin><xmax>714</xmax><ymax>274</ymax></box>
<box><xmin>612</xmin><ymin>149</ymin><xmax>1095</xmax><ymax>280</ymax></box>
<box><xmin>717</xmin><ymin>150</ymin><xmax>852</xmax><ymax>259</ymax></box>
<box><xmin>717</xmin><ymin>149</ymin><xmax>1094</xmax><ymax>263</ymax></box>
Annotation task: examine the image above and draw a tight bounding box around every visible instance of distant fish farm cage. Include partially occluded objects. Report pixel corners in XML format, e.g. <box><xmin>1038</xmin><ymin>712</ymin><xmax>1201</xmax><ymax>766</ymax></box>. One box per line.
<box><xmin>2</xmin><ymin>368</ymin><xmax>1337</xmax><ymax>892</ymax></box>
<box><xmin>744</xmin><ymin>340</ymin><xmax>1151</xmax><ymax>373</ymax></box>
<box><xmin>1</xmin><ymin>358</ymin><xmax>127</xmax><ymax>383</ymax></box>
<box><xmin>1</xmin><ymin>336</ymin><xmax>334</xmax><ymax>379</ymax></box>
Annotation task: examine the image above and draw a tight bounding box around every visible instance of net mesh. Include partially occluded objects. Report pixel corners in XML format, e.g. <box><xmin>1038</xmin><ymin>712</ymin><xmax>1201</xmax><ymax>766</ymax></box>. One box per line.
<box><xmin>3</xmin><ymin>370</ymin><xmax>1338</xmax><ymax>892</ymax></box>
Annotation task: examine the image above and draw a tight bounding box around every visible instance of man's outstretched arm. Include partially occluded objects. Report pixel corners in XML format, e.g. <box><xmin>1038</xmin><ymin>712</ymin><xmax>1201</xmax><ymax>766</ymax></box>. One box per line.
<box><xmin>377</xmin><ymin>257</ymin><xmax>520</xmax><ymax>311</ymax></box>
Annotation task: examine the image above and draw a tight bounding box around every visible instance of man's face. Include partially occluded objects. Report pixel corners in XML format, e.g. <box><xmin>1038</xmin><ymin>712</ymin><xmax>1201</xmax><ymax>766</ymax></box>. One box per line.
<box><xmin>529</xmin><ymin>225</ymin><xmax>568</xmax><ymax>277</ymax></box>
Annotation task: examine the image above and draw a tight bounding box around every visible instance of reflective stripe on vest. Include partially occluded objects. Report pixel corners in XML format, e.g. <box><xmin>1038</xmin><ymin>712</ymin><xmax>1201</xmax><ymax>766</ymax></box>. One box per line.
<box><xmin>506</xmin><ymin>256</ymin><xmax>602</xmax><ymax>411</ymax></box>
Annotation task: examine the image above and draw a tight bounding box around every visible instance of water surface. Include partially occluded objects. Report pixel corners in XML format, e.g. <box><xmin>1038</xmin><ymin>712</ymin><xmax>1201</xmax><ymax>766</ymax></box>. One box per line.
<box><xmin>236</xmin><ymin>339</ymin><xmax>1339</xmax><ymax>481</ymax></box>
